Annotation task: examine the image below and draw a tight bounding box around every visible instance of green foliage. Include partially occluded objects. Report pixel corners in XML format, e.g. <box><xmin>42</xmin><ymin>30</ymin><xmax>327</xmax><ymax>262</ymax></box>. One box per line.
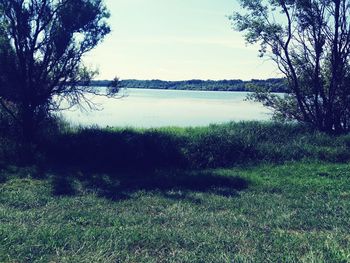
<box><xmin>36</xmin><ymin>121</ymin><xmax>350</xmax><ymax>171</ymax></box>
<box><xmin>0</xmin><ymin>0</ymin><xmax>111</xmax><ymax>142</ymax></box>
<box><xmin>91</xmin><ymin>78</ymin><xmax>288</xmax><ymax>92</ymax></box>
<box><xmin>3</xmin><ymin>120</ymin><xmax>350</xmax><ymax>171</ymax></box>
<box><xmin>231</xmin><ymin>0</ymin><xmax>350</xmax><ymax>133</ymax></box>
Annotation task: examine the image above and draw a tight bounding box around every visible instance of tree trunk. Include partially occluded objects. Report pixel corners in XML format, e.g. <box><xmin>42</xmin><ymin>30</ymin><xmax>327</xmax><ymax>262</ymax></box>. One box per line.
<box><xmin>20</xmin><ymin>105</ymin><xmax>36</xmax><ymax>165</ymax></box>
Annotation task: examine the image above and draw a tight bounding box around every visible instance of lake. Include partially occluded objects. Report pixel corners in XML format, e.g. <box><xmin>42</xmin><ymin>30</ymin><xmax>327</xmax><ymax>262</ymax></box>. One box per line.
<box><xmin>61</xmin><ymin>88</ymin><xmax>272</xmax><ymax>127</ymax></box>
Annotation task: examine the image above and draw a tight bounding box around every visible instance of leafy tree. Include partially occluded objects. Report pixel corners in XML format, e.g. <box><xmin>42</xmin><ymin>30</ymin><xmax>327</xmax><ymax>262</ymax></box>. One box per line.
<box><xmin>0</xmin><ymin>0</ymin><xmax>117</xmax><ymax>142</ymax></box>
<box><xmin>232</xmin><ymin>0</ymin><xmax>350</xmax><ymax>133</ymax></box>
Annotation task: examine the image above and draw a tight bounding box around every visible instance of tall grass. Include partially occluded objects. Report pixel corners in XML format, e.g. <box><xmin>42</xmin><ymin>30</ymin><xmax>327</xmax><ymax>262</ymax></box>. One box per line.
<box><xmin>37</xmin><ymin>121</ymin><xmax>350</xmax><ymax>171</ymax></box>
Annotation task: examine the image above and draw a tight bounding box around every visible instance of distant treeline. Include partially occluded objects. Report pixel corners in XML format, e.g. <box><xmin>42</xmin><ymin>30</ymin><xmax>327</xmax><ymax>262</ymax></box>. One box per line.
<box><xmin>91</xmin><ymin>78</ymin><xmax>288</xmax><ymax>93</ymax></box>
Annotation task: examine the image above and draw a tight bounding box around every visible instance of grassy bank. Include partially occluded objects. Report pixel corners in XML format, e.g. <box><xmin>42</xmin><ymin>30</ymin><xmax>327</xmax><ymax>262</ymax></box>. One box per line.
<box><xmin>1</xmin><ymin>121</ymin><xmax>350</xmax><ymax>262</ymax></box>
<box><xmin>38</xmin><ymin>121</ymin><xmax>350</xmax><ymax>172</ymax></box>
<box><xmin>1</xmin><ymin>162</ymin><xmax>349</xmax><ymax>262</ymax></box>
<box><xmin>2</xmin><ymin>121</ymin><xmax>350</xmax><ymax>171</ymax></box>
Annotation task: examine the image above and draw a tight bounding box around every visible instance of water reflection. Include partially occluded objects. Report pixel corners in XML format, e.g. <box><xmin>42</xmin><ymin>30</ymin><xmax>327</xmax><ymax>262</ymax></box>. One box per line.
<box><xmin>62</xmin><ymin>88</ymin><xmax>272</xmax><ymax>127</ymax></box>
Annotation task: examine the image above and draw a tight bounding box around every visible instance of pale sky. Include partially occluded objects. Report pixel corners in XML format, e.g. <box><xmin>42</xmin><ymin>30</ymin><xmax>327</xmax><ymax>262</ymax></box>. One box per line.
<box><xmin>83</xmin><ymin>0</ymin><xmax>279</xmax><ymax>81</ymax></box>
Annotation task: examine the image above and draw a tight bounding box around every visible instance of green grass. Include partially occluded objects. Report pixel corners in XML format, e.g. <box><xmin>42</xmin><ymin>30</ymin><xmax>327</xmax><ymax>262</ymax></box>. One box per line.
<box><xmin>3</xmin><ymin>121</ymin><xmax>350</xmax><ymax>169</ymax></box>
<box><xmin>1</xmin><ymin>162</ymin><xmax>350</xmax><ymax>262</ymax></box>
<box><xmin>1</xmin><ymin>121</ymin><xmax>350</xmax><ymax>261</ymax></box>
<box><xmin>4</xmin><ymin>121</ymin><xmax>341</xmax><ymax>179</ymax></box>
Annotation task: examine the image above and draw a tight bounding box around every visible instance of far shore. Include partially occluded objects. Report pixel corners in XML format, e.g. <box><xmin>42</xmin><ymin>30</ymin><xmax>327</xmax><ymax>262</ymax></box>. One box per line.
<box><xmin>89</xmin><ymin>78</ymin><xmax>288</xmax><ymax>93</ymax></box>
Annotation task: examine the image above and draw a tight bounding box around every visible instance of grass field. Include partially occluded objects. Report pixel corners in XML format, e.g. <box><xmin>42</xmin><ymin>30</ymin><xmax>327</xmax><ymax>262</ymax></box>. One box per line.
<box><xmin>1</xmin><ymin>162</ymin><xmax>349</xmax><ymax>262</ymax></box>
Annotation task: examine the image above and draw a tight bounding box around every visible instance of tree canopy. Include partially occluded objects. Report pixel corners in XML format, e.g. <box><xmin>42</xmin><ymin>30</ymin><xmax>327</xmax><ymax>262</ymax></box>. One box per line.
<box><xmin>0</xmin><ymin>0</ymin><xmax>115</xmax><ymax>141</ymax></box>
<box><xmin>232</xmin><ymin>0</ymin><xmax>350</xmax><ymax>133</ymax></box>
<box><xmin>91</xmin><ymin>78</ymin><xmax>288</xmax><ymax>93</ymax></box>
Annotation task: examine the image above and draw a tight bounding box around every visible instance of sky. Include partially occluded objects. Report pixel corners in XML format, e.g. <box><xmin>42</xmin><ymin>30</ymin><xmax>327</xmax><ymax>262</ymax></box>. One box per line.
<box><xmin>83</xmin><ymin>0</ymin><xmax>279</xmax><ymax>81</ymax></box>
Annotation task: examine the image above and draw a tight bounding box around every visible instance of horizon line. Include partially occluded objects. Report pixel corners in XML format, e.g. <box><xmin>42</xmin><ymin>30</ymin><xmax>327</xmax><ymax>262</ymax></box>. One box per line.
<box><xmin>93</xmin><ymin>77</ymin><xmax>284</xmax><ymax>82</ymax></box>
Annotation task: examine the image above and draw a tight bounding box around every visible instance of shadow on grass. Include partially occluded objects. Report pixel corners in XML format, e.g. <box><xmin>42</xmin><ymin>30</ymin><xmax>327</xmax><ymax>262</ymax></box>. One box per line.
<box><xmin>44</xmin><ymin>128</ymin><xmax>187</xmax><ymax>172</ymax></box>
<box><xmin>46</xmin><ymin>128</ymin><xmax>250</xmax><ymax>201</ymax></box>
<box><xmin>52</xmin><ymin>169</ymin><xmax>249</xmax><ymax>202</ymax></box>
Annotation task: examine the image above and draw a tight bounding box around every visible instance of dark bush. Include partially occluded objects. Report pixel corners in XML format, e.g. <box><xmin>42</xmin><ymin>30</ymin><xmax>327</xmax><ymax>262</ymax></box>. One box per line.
<box><xmin>43</xmin><ymin>127</ymin><xmax>186</xmax><ymax>172</ymax></box>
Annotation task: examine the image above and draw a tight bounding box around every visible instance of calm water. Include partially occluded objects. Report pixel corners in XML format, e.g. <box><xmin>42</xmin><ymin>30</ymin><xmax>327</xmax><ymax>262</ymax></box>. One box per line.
<box><xmin>62</xmin><ymin>88</ymin><xmax>272</xmax><ymax>127</ymax></box>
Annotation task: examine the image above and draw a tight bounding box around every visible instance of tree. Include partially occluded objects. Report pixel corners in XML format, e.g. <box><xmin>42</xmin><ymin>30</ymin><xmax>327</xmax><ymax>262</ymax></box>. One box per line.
<box><xmin>231</xmin><ymin>0</ymin><xmax>350</xmax><ymax>133</ymax></box>
<box><xmin>0</xmin><ymin>0</ymin><xmax>118</xmax><ymax>142</ymax></box>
